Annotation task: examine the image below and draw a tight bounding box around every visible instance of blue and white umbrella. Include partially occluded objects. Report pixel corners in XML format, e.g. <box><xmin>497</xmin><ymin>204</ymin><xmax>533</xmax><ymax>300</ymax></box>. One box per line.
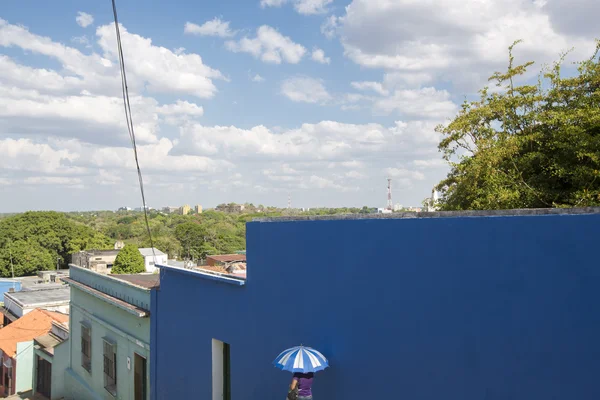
<box><xmin>273</xmin><ymin>345</ymin><xmax>329</xmax><ymax>373</ymax></box>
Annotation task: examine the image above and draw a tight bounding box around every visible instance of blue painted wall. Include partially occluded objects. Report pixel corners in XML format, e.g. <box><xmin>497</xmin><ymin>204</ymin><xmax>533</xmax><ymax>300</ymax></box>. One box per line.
<box><xmin>151</xmin><ymin>212</ymin><xmax>600</xmax><ymax>399</ymax></box>
<box><xmin>0</xmin><ymin>279</ymin><xmax>21</xmax><ymax>302</ymax></box>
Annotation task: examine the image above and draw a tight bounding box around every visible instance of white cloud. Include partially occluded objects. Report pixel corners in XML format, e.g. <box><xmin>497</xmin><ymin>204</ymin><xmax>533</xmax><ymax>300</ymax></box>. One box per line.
<box><xmin>156</xmin><ymin>100</ymin><xmax>204</xmax><ymax>117</ymax></box>
<box><xmin>71</xmin><ymin>35</ymin><xmax>91</xmax><ymax>47</ymax></box>
<box><xmin>311</xmin><ymin>48</ymin><xmax>331</xmax><ymax>64</ymax></box>
<box><xmin>374</xmin><ymin>87</ymin><xmax>457</xmax><ymax>119</ymax></box>
<box><xmin>321</xmin><ymin>15</ymin><xmax>339</xmax><ymax>39</ymax></box>
<box><xmin>386</xmin><ymin>168</ymin><xmax>426</xmax><ymax>181</ymax></box>
<box><xmin>337</xmin><ymin>0</ymin><xmax>597</xmax><ymax>91</ymax></box>
<box><xmin>413</xmin><ymin>159</ymin><xmax>447</xmax><ymax>168</ymax></box>
<box><xmin>252</xmin><ymin>74</ymin><xmax>265</xmax><ymax>82</ymax></box>
<box><xmin>294</xmin><ymin>0</ymin><xmax>333</xmax><ymax>15</ymax></box>
<box><xmin>260</xmin><ymin>0</ymin><xmax>332</xmax><ymax>15</ymax></box>
<box><xmin>351</xmin><ymin>81</ymin><xmax>389</xmax><ymax>96</ymax></box>
<box><xmin>184</xmin><ymin>18</ymin><xmax>236</xmax><ymax>38</ymax></box>
<box><xmin>346</xmin><ymin>170</ymin><xmax>366</xmax><ymax>179</ymax></box>
<box><xmin>260</xmin><ymin>0</ymin><xmax>286</xmax><ymax>7</ymax></box>
<box><xmin>281</xmin><ymin>77</ymin><xmax>331</xmax><ymax>104</ymax></box>
<box><xmin>0</xmin><ymin>19</ymin><xmax>225</xmax><ymax>99</ymax></box>
<box><xmin>76</xmin><ymin>12</ymin><xmax>94</xmax><ymax>28</ymax></box>
<box><xmin>225</xmin><ymin>25</ymin><xmax>306</xmax><ymax>64</ymax></box>
<box><xmin>24</xmin><ymin>176</ymin><xmax>83</xmax><ymax>185</ymax></box>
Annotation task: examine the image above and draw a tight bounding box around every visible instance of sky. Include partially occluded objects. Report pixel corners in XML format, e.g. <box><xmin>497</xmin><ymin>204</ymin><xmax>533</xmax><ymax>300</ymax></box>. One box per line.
<box><xmin>0</xmin><ymin>0</ymin><xmax>598</xmax><ymax>212</ymax></box>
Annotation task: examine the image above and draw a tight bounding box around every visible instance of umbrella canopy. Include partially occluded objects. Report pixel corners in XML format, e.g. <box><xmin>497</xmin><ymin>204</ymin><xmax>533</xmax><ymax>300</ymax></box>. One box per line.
<box><xmin>273</xmin><ymin>345</ymin><xmax>329</xmax><ymax>373</ymax></box>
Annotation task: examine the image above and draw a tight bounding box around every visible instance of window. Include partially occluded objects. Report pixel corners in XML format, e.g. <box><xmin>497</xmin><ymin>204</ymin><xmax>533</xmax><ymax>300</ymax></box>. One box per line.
<box><xmin>149</xmin><ymin>262</ymin><xmax>155</xmax><ymax>266</ymax></box>
<box><xmin>103</xmin><ymin>340</ymin><xmax>117</xmax><ymax>396</ymax></box>
<box><xmin>81</xmin><ymin>325</ymin><xmax>91</xmax><ymax>372</ymax></box>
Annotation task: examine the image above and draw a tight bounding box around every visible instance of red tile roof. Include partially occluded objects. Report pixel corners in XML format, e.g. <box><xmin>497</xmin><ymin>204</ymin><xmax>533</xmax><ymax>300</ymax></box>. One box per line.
<box><xmin>0</xmin><ymin>309</ymin><xmax>69</xmax><ymax>357</ymax></box>
<box><xmin>206</xmin><ymin>254</ymin><xmax>246</xmax><ymax>263</ymax></box>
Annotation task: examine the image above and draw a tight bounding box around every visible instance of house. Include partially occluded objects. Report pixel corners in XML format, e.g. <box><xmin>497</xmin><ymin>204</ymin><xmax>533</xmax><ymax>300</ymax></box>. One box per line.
<box><xmin>33</xmin><ymin>320</ymin><xmax>70</xmax><ymax>399</ymax></box>
<box><xmin>1</xmin><ymin>286</ymin><xmax>70</xmax><ymax>327</ymax></box>
<box><xmin>206</xmin><ymin>254</ymin><xmax>246</xmax><ymax>267</ymax></box>
<box><xmin>0</xmin><ymin>280</ymin><xmax>21</xmax><ymax>303</ymax></box>
<box><xmin>62</xmin><ymin>265</ymin><xmax>158</xmax><ymax>400</ymax></box>
<box><xmin>0</xmin><ymin>309</ymin><xmax>68</xmax><ymax>397</ymax></box>
<box><xmin>138</xmin><ymin>248</ymin><xmax>168</xmax><ymax>273</ymax></box>
<box><xmin>151</xmin><ymin>208</ymin><xmax>600</xmax><ymax>400</ymax></box>
<box><xmin>71</xmin><ymin>249</ymin><xmax>121</xmax><ymax>272</ymax></box>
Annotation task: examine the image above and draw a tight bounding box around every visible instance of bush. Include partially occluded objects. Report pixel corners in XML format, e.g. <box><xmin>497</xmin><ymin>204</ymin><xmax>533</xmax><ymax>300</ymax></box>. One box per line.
<box><xmin>111</xmin><ymin>244</ymin><xmax>145</xmax><ymax>274</ymax></box>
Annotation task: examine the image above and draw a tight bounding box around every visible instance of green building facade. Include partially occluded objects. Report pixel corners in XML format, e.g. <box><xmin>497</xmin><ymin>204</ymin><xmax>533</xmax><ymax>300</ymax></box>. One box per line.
<box><xmin>63</xmin><ymin>266</ymin><xmax>157</xmax><ymax>400</ymax></box>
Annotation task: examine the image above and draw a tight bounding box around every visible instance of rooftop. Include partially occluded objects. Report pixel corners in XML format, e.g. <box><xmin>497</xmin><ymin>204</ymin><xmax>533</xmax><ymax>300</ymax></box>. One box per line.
<box><xmin>0</xmin><ymin>309</ymin><xmax>68</xmax><ymax>357</ymax></box>
<box><xmin>206</xmin><ymin>254</ymin><xmax>247</xmax><ymax>263</ymax></box>
<box><xmin>254</xmin><ymin>207</ymin><xmax>600</xmax><ymax>222</ymax></box>
<box><xmin>109</xmin><ymin>273</ymin><xmax>160</xmax><ymax>289</ymax></box>
<box><xmin>4</xmin><ymin>286</ymin><xmax>70</xmax><ymax>306</ymax></box>
<box><xmin>139</xmin><ymin>247</ymin><xmax>166</xmax><ymax>257</ymax></box>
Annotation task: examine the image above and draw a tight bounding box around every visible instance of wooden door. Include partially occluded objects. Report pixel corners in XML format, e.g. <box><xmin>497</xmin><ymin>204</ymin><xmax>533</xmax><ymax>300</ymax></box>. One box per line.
<box><xmin>134</xmin><ymin>353</ymin><xmax>147</xmax><ymax>400</ymax></box>
<box><xmin>36</xmin><ymin>356</ymin><xmax>52</xmax><ymax>398</ymax></box>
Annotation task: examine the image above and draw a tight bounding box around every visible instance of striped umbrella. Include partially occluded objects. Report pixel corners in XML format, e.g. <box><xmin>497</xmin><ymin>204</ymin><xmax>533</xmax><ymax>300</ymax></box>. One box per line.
<box><xmin>273</xmin><ymin>345</ymin><xmax>329</xmax><ymax>373</ymax></box>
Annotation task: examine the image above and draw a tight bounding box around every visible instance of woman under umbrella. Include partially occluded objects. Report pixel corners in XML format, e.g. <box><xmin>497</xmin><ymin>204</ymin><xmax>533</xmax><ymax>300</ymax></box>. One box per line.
<box><xmin>273</xmin><ymin>345</ymin><xmax>329</xmax><ymax>400</ymax></box>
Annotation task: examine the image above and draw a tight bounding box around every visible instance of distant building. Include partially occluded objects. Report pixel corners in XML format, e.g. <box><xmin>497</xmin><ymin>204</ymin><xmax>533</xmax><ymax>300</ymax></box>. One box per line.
<box><xmin>195</xmin><ymin>204</ymin><xmax>203</xmax><ymax>214</ymax></box>
<box><xmin>117</xmin><ymin>207</ymin><xmax>132</xmax><ymax>212</ymax></box>
<box><xmin>216</xmin><ymin>203</ymin><xmax>245</xmax><ymax>213</ymax></box>
<box><xmin>114</xmin><ymin>240</ymin><xmax>125</xmax><ymax>250</ymax></box>
<box><xmin>71</xmin><ymin>249</ymin><xmax>120</xmax><ymax>273</ymax></box>
<box><xmin>138</xmin><ymin>248</ymin><xmax>168</xmax><ymax>273</ymax></box>
<box><xmin>180</xmin><ymin>204</ymin><xmax>191</xmax><ymax>215</ymax></box>
<box><xmin>1</xmin><ymin>286</ymin><xmax>70</xmax><ymax>326</ymax></box>
<box><xmin>393</xmin><ymin>203</ymin><xmax>403</xmax><ymax>212</ymax></box>
<box><xmin>377</xmin><ymin>208</ymin><xmax>393</xmax><ymax>214</ymax></box>
<box><xmin>0</xmin><ymin>309</ymin><xmax>69</xmax><ymax>397</ymax></box>
<box><xmin>62</xmin><ymin>266</ymin><xmax>157</xmax><ymax>400</ymax></box>
<box><xmin>33</xmin><ymin>318</ymin><xmax>70</xmax><ymax>399</ymax></box>
<box><xmin>161</xmin><ymin>206</ymin><xmax>179</xmax><ymax>214</ymax></box>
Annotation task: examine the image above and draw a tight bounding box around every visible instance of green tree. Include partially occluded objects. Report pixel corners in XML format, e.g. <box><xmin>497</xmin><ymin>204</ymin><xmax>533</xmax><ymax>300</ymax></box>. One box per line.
<box><xmin>111</xmin><ymin>244</ymin><xmax>145</xmax><ymax>274</ymax></box>
<box><xmin>436</xmin><ymin>40</ymin><xmax>600</xmax><ymax>210</ymax></box>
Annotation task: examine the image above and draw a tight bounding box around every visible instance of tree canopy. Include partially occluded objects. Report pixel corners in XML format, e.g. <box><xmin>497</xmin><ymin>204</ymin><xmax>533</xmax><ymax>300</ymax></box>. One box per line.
<box><xmin>436</xmin><ymin>41</ymin><xmax>600</xmax><ymax>210</ymax></box>
<box><xmin>0</xmin><ymin>211</ymin><xmax>112</xmax><ymax>277</ymax></box>
<box><xmin>111</xmin><ymin>244</ymin><xmax>145</xmax><ymax>274</ymax></box>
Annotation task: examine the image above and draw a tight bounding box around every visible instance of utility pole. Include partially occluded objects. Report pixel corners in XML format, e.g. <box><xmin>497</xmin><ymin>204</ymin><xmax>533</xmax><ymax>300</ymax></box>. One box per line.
<box><xmin>57</xmin><ymin>256</ymin><xmax>60</xmax><ymax>271</ymax></box>
<box><xmin>9</xmin><ymin>247</ymin><xmax>14</xmax><ymax>279</ymax></box>
<box><xmin>387</xmin><ymin>178</ymin><xmax>393</xmax><ymax>210</ymax></box>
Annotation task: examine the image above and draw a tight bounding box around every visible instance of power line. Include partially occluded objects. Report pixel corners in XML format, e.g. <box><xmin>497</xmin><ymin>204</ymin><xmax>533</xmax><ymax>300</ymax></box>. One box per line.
<box><xmin>110</xmin><ymin>0</ymin><xmax>156</xmax><ymax>268</ymax></box>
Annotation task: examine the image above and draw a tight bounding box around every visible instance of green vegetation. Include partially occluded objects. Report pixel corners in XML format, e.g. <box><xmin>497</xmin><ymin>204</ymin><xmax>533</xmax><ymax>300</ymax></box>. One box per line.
<box><xmin>436</xmin><ymin>41</ymin><xmax>600</xmax><ymax>210</ymax></box>
<box><xmin>111</xmin><ymin>244</ymin><xmax>145</xmax><ymax>274</ymax></box>
<box><xmin>0</xmin><ymin>211</ymin><xmax>112</xmax><ymax>277</ymax></box>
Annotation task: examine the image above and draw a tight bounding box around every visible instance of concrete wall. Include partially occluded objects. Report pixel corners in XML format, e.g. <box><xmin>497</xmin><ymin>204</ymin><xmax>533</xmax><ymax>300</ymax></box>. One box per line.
<box><xmin>15</xmin><ymin>341</ymin><xmax>33</xmax><ymax>393</ymax></box>
<box><xmin>151</xmin><ymin>211</ymin><xmax>600</xmax><ymax>400</ymax></box>
<box><xmin>65</xmin><ymin>267</ymin><xmax>151</xmax><ymax>400</ymax></box>
<box><xmin>144</xmin><ymin>255</ymin><xmax>167</xmax><ymax>274</ymax></box>
<box><xmin>0</xmin><ymin>280</ymin><xmax>21</xmax><ymax>302</ymax></box>
<box><xmin>34</xmin><ymin>339</ymin><xmax>70</xmax><ymax>400</ymax></box>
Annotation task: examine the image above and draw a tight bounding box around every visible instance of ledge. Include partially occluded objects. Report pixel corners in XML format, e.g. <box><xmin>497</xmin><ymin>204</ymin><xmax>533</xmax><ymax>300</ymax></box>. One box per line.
<box><xmin>253</xmin><ymin>207</ymin><xmax>600</xmax><ymax>222</ymax></box>
<box><xmin>158</xmin><ymin>265</ymin><xmax>246</xmax><ymax>286</ymax></box>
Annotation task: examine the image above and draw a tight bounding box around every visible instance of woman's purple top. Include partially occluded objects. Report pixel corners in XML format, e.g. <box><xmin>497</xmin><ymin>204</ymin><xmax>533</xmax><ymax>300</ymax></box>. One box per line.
<box><xmin>293</xmin><ymin>372</ymin><xmax>314</xmax><ymax>397</ymax></box>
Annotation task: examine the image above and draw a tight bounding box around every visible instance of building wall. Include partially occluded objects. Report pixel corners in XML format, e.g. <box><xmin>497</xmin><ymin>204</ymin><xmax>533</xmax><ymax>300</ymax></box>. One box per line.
<box><xmin>33</xmin><ymin>339</ymin><xmax>70</xmax><ymax>400</ymax></box>
<box><xmin>152</xmin><ymin>211</ymin><xmax>600</xmax><ymax>400</ymax></box>
<box><xmin>0</xmin><ymin>280</ymin><xmax>21</xmax><ymax>302</ymax></box>
<box><xmin>144</xmin><ymin>255</ymin><xmax>167</xmax><ymax>273</ymax></box>
<box><xmin>64</xmin><ymin>267</ymin><xmax>151</xmax><ymax>400</ymax></box>
<box><xmin>15</xmin><ymin>341</ymin><xmax>34</xmax><ymax>394</ymax></box>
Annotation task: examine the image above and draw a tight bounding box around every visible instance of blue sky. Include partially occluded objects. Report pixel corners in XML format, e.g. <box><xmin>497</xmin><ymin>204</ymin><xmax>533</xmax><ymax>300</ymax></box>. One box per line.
<box><xmin>1</xmin><ymin>0</ymin><xmax>598</xmax><ymax>212</ymax></box>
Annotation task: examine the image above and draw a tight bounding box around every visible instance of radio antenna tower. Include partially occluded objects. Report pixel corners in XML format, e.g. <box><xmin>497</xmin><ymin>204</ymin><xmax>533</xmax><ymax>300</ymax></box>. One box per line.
<box><xmin>387</xmin><ymin>178</ymin><xmax>393</xmax><ymax>210</ymax></box>
<box><xmin>288</xmin><ymin>193</ymin><xmax>292</xmax><ymax>209</ymax></box>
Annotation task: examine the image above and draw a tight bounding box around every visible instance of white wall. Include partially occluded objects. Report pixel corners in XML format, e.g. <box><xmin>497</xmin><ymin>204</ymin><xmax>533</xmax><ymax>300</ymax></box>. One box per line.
<box><xmin>212</xmin><ymin>339</ymin><xmax>224</xmax><ymax>400</ymax></box>
<box><xmin>144</xmin><ymin>254</ymin><xmax>167</xmax><ymax>273</ymax></box>
<box><xmin>15</xmin><ymin>341</ymin><xmax>34</xmax><ymax>393</ymax></box>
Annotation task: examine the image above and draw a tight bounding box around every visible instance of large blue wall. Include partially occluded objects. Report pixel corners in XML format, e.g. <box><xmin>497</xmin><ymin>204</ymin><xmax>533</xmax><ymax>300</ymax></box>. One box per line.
<box><xmin>151</xmin><ymin>212</ymin><xmax>600</xmax><ymax>399</ymax></box>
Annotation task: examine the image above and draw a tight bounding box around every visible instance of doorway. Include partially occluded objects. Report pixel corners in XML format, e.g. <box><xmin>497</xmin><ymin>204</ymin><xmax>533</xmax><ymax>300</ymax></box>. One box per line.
<box><xmin>134</xmin><ymin>353</ymin><xmax>147</xmax><ymax>400</ymax></box>
<box><xmin>36</xmin><ymin>356</ymin><xmax>52</xmax><ymax>398</ymax></box>
<box><xmin>212</xmin><ymin>339</ymin><xmax>231</xmax><ymax>400</ymax></box>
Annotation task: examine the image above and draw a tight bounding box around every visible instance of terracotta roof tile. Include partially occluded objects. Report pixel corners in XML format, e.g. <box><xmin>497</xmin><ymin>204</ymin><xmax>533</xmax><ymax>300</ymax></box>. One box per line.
<box><xmin>206</xmin><ymin>254</ymin><xmax>246</xmax><ymax>263</ymax></box>
<box><xmin>0</xmin><ymin>308</ymin><xmax>69</xmax><ymax>358</ymax></box>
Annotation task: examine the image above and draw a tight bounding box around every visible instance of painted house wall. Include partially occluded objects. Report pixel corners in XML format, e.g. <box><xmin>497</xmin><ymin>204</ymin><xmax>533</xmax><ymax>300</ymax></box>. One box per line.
<box><xmin>143</xmin><ymin>255</ymin><xmax>167</xmax><ymax>273</ymax></box>
<box><xmin>15</xmin><ymin>341</ymin><xmax>34</xmax><ymax>393</ymax></box>
<box><xmin>151</xmin><ymin>212</ymin><xmax>600</xmax><ymax>400</ymax></box>
<box><xmin>64</xmin><ymin>267</ymin><xmax>151</xmax><ymax>400</ymax></box>
<box><xmin>0</xmin><ymin>280</ymin><xmax>21</xmax><ymax>302</ymax></box>
<box><xmin>34</xmin><ymin>338</ymin><xmax>70</xmax><ymax>399</ymax></box>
